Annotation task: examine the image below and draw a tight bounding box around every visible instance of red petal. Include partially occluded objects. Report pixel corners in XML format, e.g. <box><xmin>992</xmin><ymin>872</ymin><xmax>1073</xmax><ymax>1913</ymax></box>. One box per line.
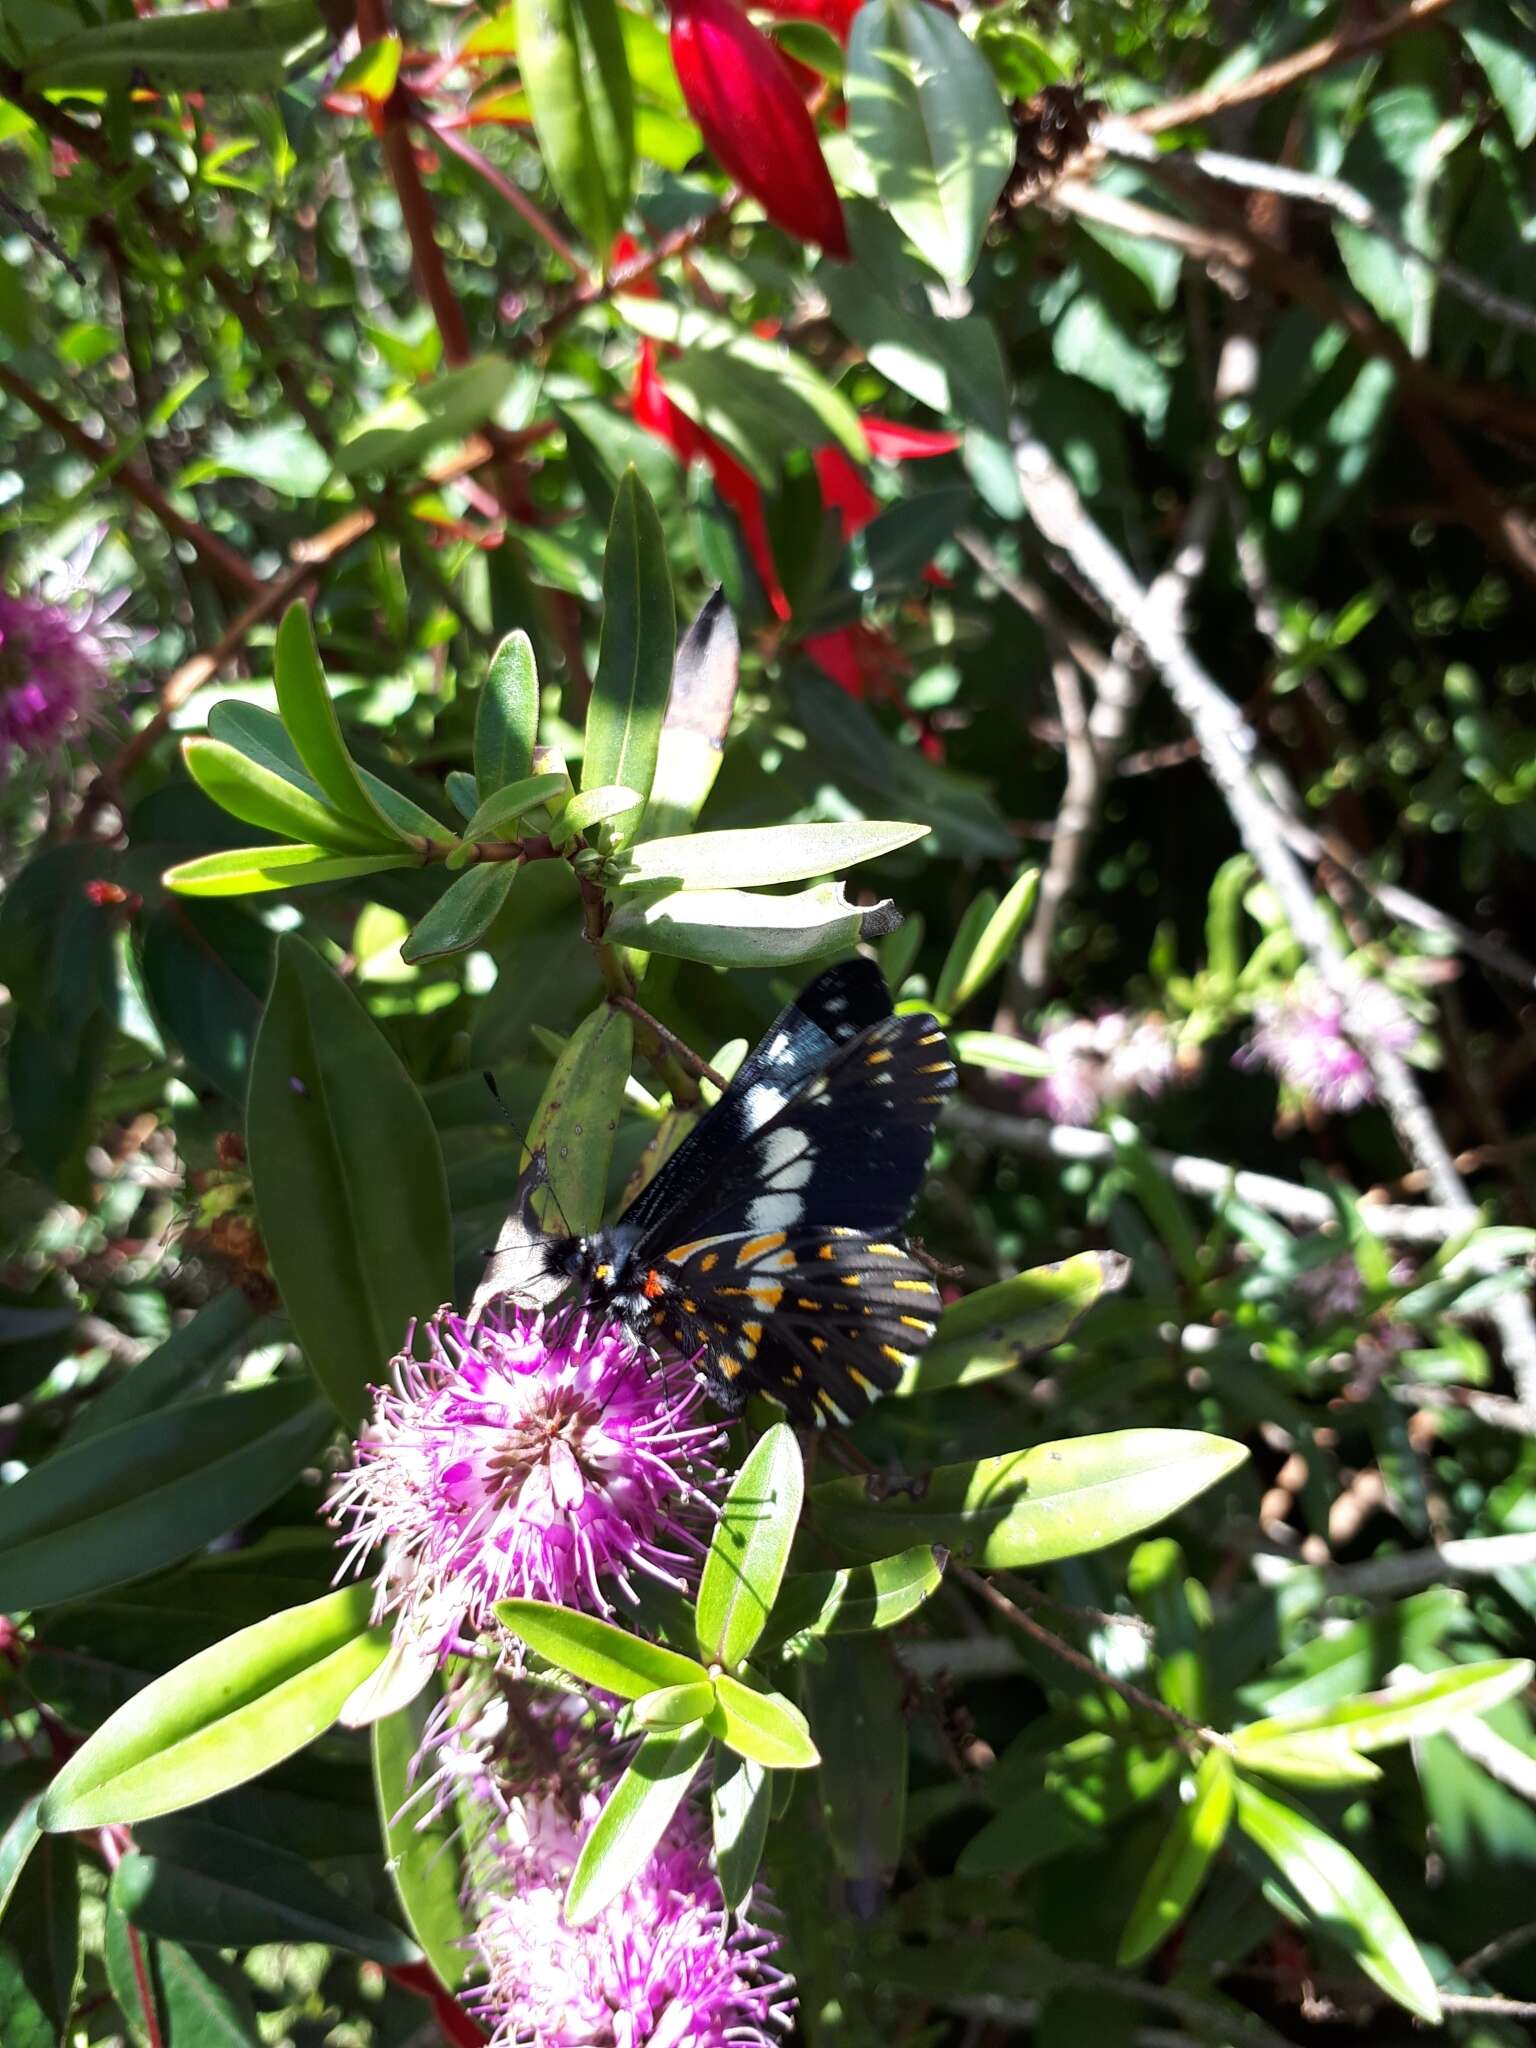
<box><xmin>860</xmin><ymin>416</ymin><xmax>961</xmax><ymax>460</ymax></box>
<box><xmin>669</xmin><ymin>0</ymin><xmax>849</xmax><ymax>257</ymax></box>
<box><xmin>813</xmin><ymin>447</ymin><xmax>878</xmax><ymax>541</ymax></box>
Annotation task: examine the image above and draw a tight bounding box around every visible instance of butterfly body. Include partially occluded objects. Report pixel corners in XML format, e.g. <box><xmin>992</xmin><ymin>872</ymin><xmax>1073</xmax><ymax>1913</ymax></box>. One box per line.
<box><xmin>532</xmin><ymin>958</ymin><xmax>956</xmax><ymax>1426</ymax></box>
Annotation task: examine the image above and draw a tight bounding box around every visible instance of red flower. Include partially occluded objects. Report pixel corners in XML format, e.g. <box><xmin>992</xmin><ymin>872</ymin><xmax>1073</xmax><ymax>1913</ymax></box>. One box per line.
<box><xmin>756</xmin><ymin>0</ymin><xmax>863</xmax><ymax>45</ymax></box>
<box><xmin>669</xmin><ymin>0</ymin><xmax>849</xmax><ymax>257</ymax></box>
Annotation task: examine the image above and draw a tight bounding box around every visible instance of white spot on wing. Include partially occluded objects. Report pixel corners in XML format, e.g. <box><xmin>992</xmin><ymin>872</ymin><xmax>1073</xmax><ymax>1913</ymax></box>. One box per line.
<box><xmin>742</xmin><ymin>1082</ymin><xmax>787</xmax><ymax>1124</ymax></box>
<box><xmin>767</xmin><ymin>1033</ymin><xmax>797</xmax><ymax>1067</ymax></box>
<box><xmin>759</xmin><ymin>1127</ymin><xmax>809</xmax><ymax>1174</ymax></box>
<box><xmin>744</xmin><ymin>1193</ymin><xmax>803</xmax><ymax>1234</ymax></box>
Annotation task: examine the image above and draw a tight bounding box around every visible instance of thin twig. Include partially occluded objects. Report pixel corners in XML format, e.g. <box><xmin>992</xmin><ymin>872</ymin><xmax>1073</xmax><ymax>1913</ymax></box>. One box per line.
<box><xmin>426</xmin><ymin>118</ymin><xmax>588</xmax><ymax>279</ymax></box>
<box><xmin>956</xmin><ymin>1563</ymin><xmax>1231</xmax><ymax>1751</ymax></box>
<box><xmin>1101</xmin><ymin>124</ymin><xmax>1536</xmax><ymax>340</ymax></box>
<box><xmin>0</xmin><ymin>188</ymin><xmax>86</xmax><ymax>284</ymax></box>
<box><xmin>529</xmin><ymin>198</ymin><xmax>741</xmax><ymax>351</ymax></box>
<box><xmin>609</xmin><ymin>994</ymin><xmax>728</xmax><ymax>1094</ymax></box>
<box><xmin>1130</xmin><ymin>0</ymin><xmax>1459</xmax><ymax>136</ymax></box>
<box><xmin>0</xmin><ymin>362</ymin><xmax>261</xmax><ymax>599</ymax></box>
<box><xmin>1003</xmin><ymin>424</ymin><xmax>1536</xmax><ymax>1415</ymax></box>
<box><xmin>944</xmin><ymin>1101</ymin><xmax>1477</xmax><ymax>1245</ymax></box>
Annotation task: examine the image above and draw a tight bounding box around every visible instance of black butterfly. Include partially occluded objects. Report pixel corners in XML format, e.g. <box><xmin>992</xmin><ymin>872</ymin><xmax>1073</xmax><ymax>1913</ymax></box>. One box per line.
<box><xmin>478</xmin><ymin>959</ymin><xmax>955</xmax><ymax>1427</ymax></box>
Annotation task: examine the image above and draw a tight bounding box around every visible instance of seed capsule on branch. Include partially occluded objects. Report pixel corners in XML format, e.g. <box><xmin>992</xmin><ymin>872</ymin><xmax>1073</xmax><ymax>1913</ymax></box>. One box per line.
<box><xmin>668</xmin><ymin>0</ymin><xmax>850</xmax><ymax>258</ymax></box>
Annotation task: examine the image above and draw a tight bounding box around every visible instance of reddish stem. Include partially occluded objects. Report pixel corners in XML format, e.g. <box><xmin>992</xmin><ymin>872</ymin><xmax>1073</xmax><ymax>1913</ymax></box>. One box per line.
<box><xmin>426</xmin><ymin>117</ymin><xmax>588</xmax><ymax>281</ymax></box>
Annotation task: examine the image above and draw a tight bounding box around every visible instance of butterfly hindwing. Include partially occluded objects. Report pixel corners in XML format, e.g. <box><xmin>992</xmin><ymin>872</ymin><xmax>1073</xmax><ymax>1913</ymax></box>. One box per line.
<box><xmin>651</xmin><ymin>1228</ymin><xmax>944</xmax><ymax>1425</ymax></box>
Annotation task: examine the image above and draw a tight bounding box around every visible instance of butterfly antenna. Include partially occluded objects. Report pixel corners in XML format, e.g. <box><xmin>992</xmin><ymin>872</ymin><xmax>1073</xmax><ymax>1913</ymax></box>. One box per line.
<box><xmin>481</xmin><ymin>1071</ymin><xmax>576</xmax><ymax>1239</ymax></box>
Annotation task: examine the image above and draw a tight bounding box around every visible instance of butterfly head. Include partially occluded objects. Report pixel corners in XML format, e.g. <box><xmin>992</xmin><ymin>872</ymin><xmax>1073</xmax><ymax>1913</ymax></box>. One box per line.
<box><xmin>538</xmin><ymin>1228</ymin><xmax>652</xmax><ymax>1321</ymax></box>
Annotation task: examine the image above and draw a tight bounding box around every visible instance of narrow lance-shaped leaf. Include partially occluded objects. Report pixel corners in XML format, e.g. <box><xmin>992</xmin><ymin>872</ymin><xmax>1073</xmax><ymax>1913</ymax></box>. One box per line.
<box><xmin>607</xmin><ymin>880</ymin><xmax>899</xmax><ymax>969</ymax></box>
<box><xmin>182</xmin><ymin>738</ymin><xmax>387</xmax><ymax>855</ymax></box>
<box><xmin>516</xmin><ymin>0</ymin><xmax>634</xmax><ymax>254</ymax></box>
<box><xmin>274</xmin><ymin>602</ymin><xmax>407</xmax><ymax>839</ymax></box>
<box><xmin>943</xmin><ymin>866</ymin><xmax>1041</xmax><ymax>1013</ymax></box>
<box><xmin>0</xmin><ymin>1830</ymin><xmax>80</xmax><ymax>2048</ymax></box>
<box><xmin>900</xmin><ymin>1250</ymin><xmax>1130</xmax><ymax>1395</ymax></box>
<box><xmin>1235</xmin><ymin>1777</ymin><xmax>1441</xmax><ymax>2023</ymax></box>
<box><xmin>564</xmin><ymin>1724</ymin><xmax>711</xmax><ymax>1927</ymax></box>
<box><xmin>401</xmin><ymin>863</ymin><xmax>519</xmax><ymax>965</ymax></box>
<box><xmin>631</xmin><ymin>1682</ymin><xmax>718</xmax><ymax>1729</ymax></box>
<box><xmin>1235</xmin><ymin>1658</ymin><xmax>1534</xmax><ymax>1770</ymax></box>
<box><xmin>638</xmin><ymin>588</ymin><xmax>739</xmax><ymax>843</ymax></box>
<box><xmin>1116</xmin><ymin>1748</ymin><xmax>1234</xmax><ymax>1967</ymax></box>
<box><xmin>495</xmin><ymin>1598</ymin><xmax>711</xmax><ymax>1698</ymax></box>
<box><xmin>460</xmin><ymin>772</ymin><xmax>572</xmax><ymax>842</ymax></box>
<box><xmin>0</xmin><ymin>1381</ymin><xmax>331</xmax><ymax>1613</ymax></box>
<box><xmin>804</xmin><ymin>1636</ymin><xmax>906</xmax><ymax>1897</ymax></box>
<box><xmin>931</xmin><ymin>887</ymin><xmax>997</xmax><ymax>1019</ymax></box>
<box><xmin>373</xmin><ymin>1683</ymin><xmax>474</xmax><ymax>1990</ymax></box>
<box><xmin>525</xmin><ymin>1002</ymin><xmax>634</xmax><ymax>1234</ymax></box>
<box><xmin>763</xmin><ymin>1544</ymin><xmax>945</xmax><ymax>1649</ymax></box>
<box><xmin>163</xmin><ymin>843</ymin><xmax>417</xmax><ymax>898</ymax></box>
<box><xmin>247</xmin><ymin>935</ymin><xmax>454</xmax><ymax>1426</ymax></box>
<box><xmin>476</xmin><ymin>630</ymin><xmax>539</xmax><ymax>800</ymax></box>
<box><xmin>24</xmin><ymin>0</ymin><xmax>324</xmax><ymax>88</ymax></box>
<box><xmin>807</xmin><ymin>1429</ymin><xmax>1248</xmax><ymax>1568</ymax></box>
<box><xmin>39</xmin><ymin>1584</ymin><xmax>391</xmax><ymax>1831</ymax></box>
<box><xmin>617</xmin><ymin>820</ymin><xmax>929</xmax><ymax>893</ymax></box>
<box><xmin>584</xmin><ymin>469</ymin><xmax>674</xmax><ymax>849</ymax></box>
<box><xmin>711</xmin><ymin>1754</ymin><xmax>772</xmax><ymax>1913</ymax></box>
<box><xmin>696</xmin><ymin>1423</ymin><xmax>804</xmax><ymax>1669</ymax></box>
<box><xmin>846</xmin><ymin>0</ymin><xmax>1013</xmax><ymax>284</ymax></box>
<box><xmin>705</xmin><ymin>1675</ymin><xmax>820</xmax><ymax>1770</ymax></box>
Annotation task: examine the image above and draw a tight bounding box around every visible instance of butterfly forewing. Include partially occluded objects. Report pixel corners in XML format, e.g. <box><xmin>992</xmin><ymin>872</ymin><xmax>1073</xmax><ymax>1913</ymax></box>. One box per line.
<box><xmin>626</xmin><ymin>1008</ymin><xmax>956</xmax><ymax>1255</ymax></box>
<box><xmin>652</xmin><ymin>1228</ymin><xmax>944</xmax><ymax>1425</ymax></box>
<box><xmin>612</xmin><ymin>957</ymin><xmax>894</xmax><ymax>1245</ymax></box>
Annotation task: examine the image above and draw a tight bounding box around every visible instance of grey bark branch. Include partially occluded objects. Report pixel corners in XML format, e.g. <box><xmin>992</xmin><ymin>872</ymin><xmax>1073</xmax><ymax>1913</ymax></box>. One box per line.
<box><xmin>998</xmin><ymin>427</ymin><xmax>1536</xmax><ymax>1415</ymax></box>
<box><xmin>946</xmin><ymin>1100</ymin><xmax>1478</xmax><ymax>1244</ymax></box>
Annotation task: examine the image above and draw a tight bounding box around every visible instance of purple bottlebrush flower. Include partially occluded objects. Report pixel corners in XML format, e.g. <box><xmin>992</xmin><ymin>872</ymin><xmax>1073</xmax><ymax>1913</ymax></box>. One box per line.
<box><xmin>469</xmin><ymin>1787</ymin><xmax>795</xmax><ymax>2048</ymax></box>
<box><xmin>1237</xmin><ymin>978</ymin><xmax>1416</xmax><ymax>1115</ymax></box>
<box><xmin>330</xmin><ymin>1306</ymin><xmax>724</xmax><ymax>1655</ymax></box>
<box><xmin>0</xmin><ymin>589</ymin><xmax>112</xmax><ymax>769</ymax></box>
<box><xmin>1026</xmin><ymin>1010</ymin><xmax>1184</xmax><ymax>1127</ymax></box>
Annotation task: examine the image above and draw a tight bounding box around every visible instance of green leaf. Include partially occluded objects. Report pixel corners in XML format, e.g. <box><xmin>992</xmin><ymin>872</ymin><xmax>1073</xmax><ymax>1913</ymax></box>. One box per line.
<box><xmin>931</xmin><ymin>888</ymin><xmax>997</xmax><ymax>1018</ymax></box>
<box><xmin>40</xmin><ymin>1584</ymin><xmax>390</xmax><ymax>1831</ymax></box>
<box><xmin>0</xmin><ymin>1764</ymin><xmax>48</xmax><ymax>1922</ymax></box>
<box><xmin>373</xmin><ymin>1683</ymin><xmax>474</xmax><ymax>1990</ymax></box>
<box><xmin>400</xmin><ymin>863</ymin><xmax>519</xmax><ymax>964</ymax></box>
<box><xmin>337</xmin><ymin>358</ymin><xmax>519</xmax><ymax>478</ymax></box>
<box><xmin>139</xmin><ymin>900</ymin><xmax>274</xmax><ymax>1101</ymax></box>
<box><xmin>618</xmin><ymin>820</ymin><xmax>928</xmax><ymax>893</ymax></box>
<box><xmin>959</xmin><ymin>1735</ymin><xmax>1178</xmax><ymax>1877</ymax></box>
<box><xmin>606</xmin><ymin>880</ymin><xmax>892</xmax><ymax>968</ymax></box>
<box><xmin>0</xmin><ymin>1831</ymin><xmax>79</xmax><ymax>2048</ymax></box>
<box><xmin>163</xmin><ymin>843</ymin><xmax>417</xmax><ymax>897</ymax></box>
<box><xmin>1117</xmin><ymin>1749</ymin><xmax>1234</xmax><ymax>1966</ymax></box>
<box><xmin>584</xmin><ymin>470</ymin><xmax>674</xmax><ymax>849</ymax></box>
<box><xmin>953</xmin><ymin>1029</ymin><xmax>1052</xmax><ymax>1078</ymax></box>
<box><xmin>103</xmin><ymin>1911</ymin><xmax>257</xmax><ymax>2048</ymax></box>
<box><xmin>558</xmin><ymin>783</ymin><xmax>644</xmax><ymax>838</ymax></box>
<box><xmin>803</xmin><ymin>1636</ymin><xmax>905</xmax><ymax>1890</ymax></box>
<box><xmin>696</xmin><ymin>1423</ymin><xmax>804</xmax><ymax>1670</ymax></box>
<box><xmin>525</xmin><ymin>1001</ymin><xmax>635</xmax><ymax>1234</ymax></box>
<box><xmin>807</xmin><ymin>1429</ymin><xmax>1248</xmax><ymax>1568</ymax></box>
<box><xmin>940</xmin><ymin>866</ymin><xmax>1040</xmax><ymax>1013</ymax></box>
<box><xmin>764</xmin><ymin>1545</ymin><xmax>946</xmax><ymax>1647</ymax></box>
<box><xmin>494</xmin><ymin>1598</ymin><xmax>711</xmax><ymax>1698</ymax></box>
<box><xmin>564</xmin><ymin>1723</ymin><xmax>711</xmax><ymax>1925</ymax></box>
<box><xmin>711</xmin><ymin>1754</ymin><xmax>772</xmax><ymax>1912</ymax></box>
<box><xmin>182</xmin><ymin>738</ymin><xmax>387</xmax><ymax>855</ymax></box>
<box><xmin>706</xmin><ymin>1675</ymin><xmax>820</xmax><ymax>1770</ymax></box>
<box><xmin>273</xmin><ymin>603</ymin><xmax>409</xmax><ymax>841</ymax></box>
<box><xmin>1228</xmin><ymin>1730</ymin><xmax>1383</xmax><ymax>1789</ymax></box>
<box><xmin>460</xmin><ymin>772</ymin><xmax>572</xmax><ymax>841</ymax></box>
<box><xmin>516</xmin><ymin>0</ymin><xmax>634</xmax><ymax>253</ymax></box>
<box><xmin>1234</xmin><ymin>1777</ymin><xmax>1441</xmax><ymax>2022</ymax></box>
<box><xmin>247</xmin><ymin>935</ymin><xmax>454</xmax><ymax>1426</ymax></box>
<box><xmin>901</xmin><ymin>1251</ymin><xmax>1130</xmax><ymax>1395</ymax></box>
<box><xmin>208</xmin><ymin>701</ymin><xmax>456</xmax><ymax>847</ymax></box>
<box><xmin>476</xmin><ymin>630</ymin><xmax>540</xmax><ymax>799</ymax></box>
<box><xmin>113</xmin><ymin>1818</ymin><xmax>418</xmax><ymax>1962</ymax></box>
<box><xmin>333</xmin><ymin>31</ymin><xmax>401</xmax><ymax>98</ymax></box>
<box><xmin>846</xmin><ymin>0</ymin><xmax>1012</xmax><ymax>283</ymax></box>
<box><xmin>1238</xmin><ymin>1659</ymin><xmax>1534</xmax><ymax>1762</ymax></box>
<box><xmin>23</xmin><ymin>0</ymin><xmax>324</xmax><ymax>87</ymax></box>
<box><xmin>0</xmin><ymin>1383</ymin><xmax>330</xmax><ymax>1612</ymax></box>
<box><xmin>631</xmin><ymin>1681</ymin><xmax>718</xmax><ymax>1728</ymax></box>
<box><xmin>0</xmin><ymin>842</ymin><xmax>117</xmax><ymax>1052</ymax></box>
